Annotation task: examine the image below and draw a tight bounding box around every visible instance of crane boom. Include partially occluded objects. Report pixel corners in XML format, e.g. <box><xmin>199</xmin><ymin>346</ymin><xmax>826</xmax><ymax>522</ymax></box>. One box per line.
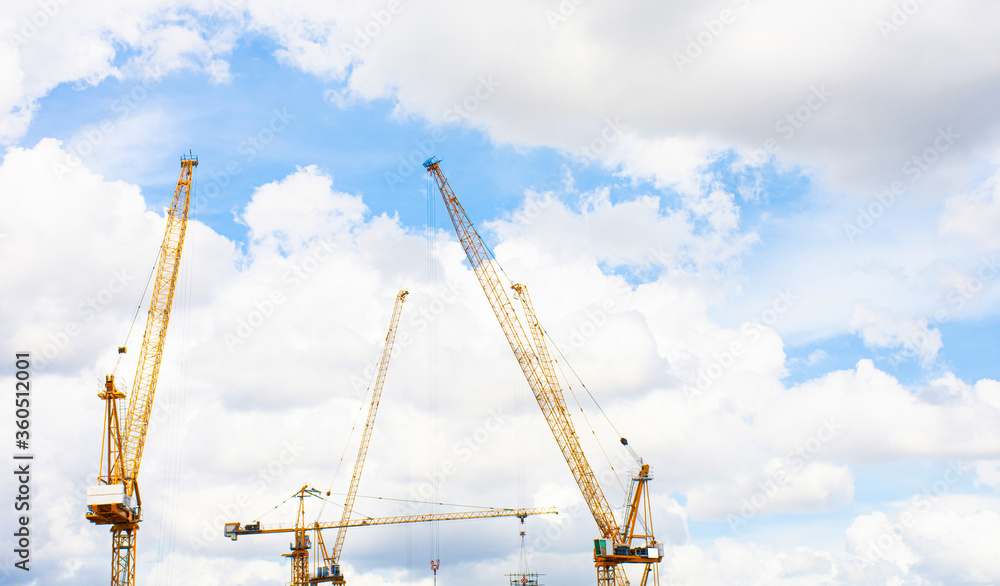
<box><xmin>423</xmin><ymin>158</ymin><xmax>617</xmax><ymax>538</ymax></box>
<box><xmin>86</xmin><ymin>153</ymin><xmax>197</xmax><ymax>586</ymax></box>
<box><xmin>330</xmin><ymin>290</ymin><xmax>409</xmax><ymax>568</ymax></box>
<box><xmin>119</xmin><ymin>156</ymin><xmax>195</xmax><ymax>482</ymax></box>
<box><xmin>423</xmin><ymin>158</ymin><xmax>661</xmax><ymax>586</ymax></box>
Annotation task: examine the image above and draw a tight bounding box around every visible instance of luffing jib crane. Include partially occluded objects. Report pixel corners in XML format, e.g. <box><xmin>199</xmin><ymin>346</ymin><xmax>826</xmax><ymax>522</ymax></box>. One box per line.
<box><xmin>225</xmin><ymin>290</ymin><xmax>559</xmax><ymax>585</ymax></box>
<box><xmin>423</xmin><ymin>156</ymin><xmax>662</xmax><ymax>586</ymax></box>
<box><xmin>86</xmin><ymin>153</ymin><xmax>197</xmax><ymax>586</ymax></box>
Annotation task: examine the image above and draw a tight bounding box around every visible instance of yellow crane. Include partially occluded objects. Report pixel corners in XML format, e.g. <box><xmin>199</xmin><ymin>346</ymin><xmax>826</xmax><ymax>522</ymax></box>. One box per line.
<box><xmin>224</xmin><ymin>486</ymin><xmax>559</xmax><ymax>584</ymax></box>
<box><xmin>86</xmin><ymin>153</ymin><xmax>197</xmax><ymax>586</ymax></box>
<box><xmin>423</xmin><ymin>157</ymin><xmax>662</xmax><ymax>586</ymax></box>
<box><xmin>323</xmin><ymin>289</ymin><xmax>408</xmax><ymax>584</ymax></box>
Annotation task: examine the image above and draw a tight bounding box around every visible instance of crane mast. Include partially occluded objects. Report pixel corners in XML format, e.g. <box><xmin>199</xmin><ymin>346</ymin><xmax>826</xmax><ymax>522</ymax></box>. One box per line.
<box><xmin>325</xmin><ymin>290</ymin><xmax>409</xmax><ymax>583</ymax></box>
<box><xmin>86</xmin><ymin>153</ymin><xmax>197</xmax><ymax>586</ymax></box>
<box><xmin>423</xmin><ymin>157</ymin><xmax>661</xmax><ymax>586</ymax></box>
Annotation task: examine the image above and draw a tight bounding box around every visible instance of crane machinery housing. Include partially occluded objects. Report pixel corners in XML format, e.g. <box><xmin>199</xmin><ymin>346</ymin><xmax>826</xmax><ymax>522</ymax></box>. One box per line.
<box><xmin>423</xmin><ymin>156</ymin><xmax>663</xmax><ymax>586</ymax></box>
<box><xmin>86</xmin><ymin>153</ymin><xmax>197</xmax><ymax>586</ymax></box>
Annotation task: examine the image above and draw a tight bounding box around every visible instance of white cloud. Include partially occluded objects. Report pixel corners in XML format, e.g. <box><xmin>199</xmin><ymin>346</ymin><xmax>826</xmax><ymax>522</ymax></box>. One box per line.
<box><xmin>845</xmin><ymin>493</ymin><xmax>1000</xmax><ymax>584</ymax></box>
<box><xmin>973</xmin><ymin>460</ymin><xmax>1000</xmax><ymax>490</ymax></box>
<box><xmin>241</xmin><ymin>165</ymin><xmax>369</xmax><ymax>250</ymax></box>
<box><xmin>662</xmin><ymin>540</ymin><xmax>838</xmax><ymax>585</ymax></box>
<box><xmin>0</xmin><ymin>0</ymin><xmax>238</xmax><ymax>143</ymax></box>
<box><xmin>3</xmin><ymin>0</ymin><xmax>1000</xmax><ymax>200</ymax></box>
<box><xmin>3</xmin><ymin>2</ymin><xmax>1000</xmax><ymax>584</ymax></box>
<box><xmin>4</xmin><ymin>121</ymin><xmax>1000</xmax><ymax>584</ymax></box>
<box><xmin>849</xmin><ymin>300</ymin><xmax>943</xmax><ymax>366</ymax></box>
<box><xmin>687</xmin><ymin>460</ymin><xmax>854</xmax><ymax>522</ymax></box>
<box><xmin>4</xmin><ymin>0</ymin><xmax>1000</xmax><ymax>357</ymax></box>
<box><xmin>807</xmin><ymin>349</ymin><xmax>828</xmax><ymax>365</ymax></box>
<box><xmin>941</xmin><ymin>169</ymin><xmax>1000</xmax><ymax>250</ymax></box>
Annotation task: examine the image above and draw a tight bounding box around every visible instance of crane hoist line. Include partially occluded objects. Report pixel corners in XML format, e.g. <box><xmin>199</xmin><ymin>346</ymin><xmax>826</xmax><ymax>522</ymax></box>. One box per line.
<box><xmin>423</xmin><ymin>156</ymin><xmax>663</xmax><ymax>586</ymax></box>
<box><xmin>85</xmin><ymin>153</ymin><xmax>197</xmax><ymax>586</ymax></box>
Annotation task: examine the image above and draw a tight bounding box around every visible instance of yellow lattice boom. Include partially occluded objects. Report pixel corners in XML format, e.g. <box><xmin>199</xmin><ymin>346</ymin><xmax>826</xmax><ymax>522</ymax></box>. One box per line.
<box><xmin>423</xmin><ymin>157</ymin><xmax>661</xmax><ymax>586</ymax></box>
<box><xmin>329</xmin><ymin>290</ymin><xmax>408</xmax><ymax>576</ymax></box>
<box><xmin>86</xmin><ymin>153</ymin><xmax>197</xmax><ymax>586</ymax></box>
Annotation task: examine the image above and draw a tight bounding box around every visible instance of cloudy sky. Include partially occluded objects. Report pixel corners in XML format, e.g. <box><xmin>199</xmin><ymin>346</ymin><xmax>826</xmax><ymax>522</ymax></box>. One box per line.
<box><xmin>2</xmin><ymin>0</ymin><xmax>1000</xmax><ymax>584</ymax></box>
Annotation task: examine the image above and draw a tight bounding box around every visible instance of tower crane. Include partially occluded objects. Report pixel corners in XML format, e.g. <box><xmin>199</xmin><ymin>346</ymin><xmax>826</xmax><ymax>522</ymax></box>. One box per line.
<box><xmin>224</xmin><ymin>486</ymin><xmax>558</xmax><ymax>585</ymax></box>
<box><xmin>224</xmin><ymin>292</ymin><xmax>559</xmax><ymax>585</ymax></box>
<box><xmin>423</xmin><ymin>157</ymin><xmax>662</xmax><ymax>586</ymax></box>
<box><xmin>86</xmin><ymin>153</ymin><xmax>198</xmax><ymax>586</ymax></box>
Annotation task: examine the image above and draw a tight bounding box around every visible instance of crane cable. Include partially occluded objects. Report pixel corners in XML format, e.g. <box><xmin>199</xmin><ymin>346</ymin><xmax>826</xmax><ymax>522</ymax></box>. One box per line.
<box><xmin>426</xmin><ymin>169</ymin><xmax>441</xmax><ymax>567</ymax></box>
<box><xmin>461</xmin><ymin>196</ymin><xmax>632</xmax><ymax>492</ymax></box>
<box><xmin>110</xmin><ymin>246</ymin><xmax>159</xmax><ymax>378</ymax></box>
<box><xmin>545</xmin><ymin>326</ymin><xmax>626</xmax><ymax>441</ymax></box>
<box><xmin>464</xmin><ymin>194</ymin><xmax>627</xmax><ymax>445</ymax></box>
<box><xmin>553</xmin><ymin>355</ymin><xmax>626</xmax><ymax>494</ymax></box>
<box><xmin>316</xmin><ymin>343</ymin><xmax>382</xmax><ymax>521</ymax></box>
<box><xmin>251</xmin><ymin>488</ymin><xmax>532</xmax><ymax>526</ymax></box>
<box><xmin>154</xmin><ymin>166</ymin><xmax>197</xmax><ymax>585</ymax></box>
